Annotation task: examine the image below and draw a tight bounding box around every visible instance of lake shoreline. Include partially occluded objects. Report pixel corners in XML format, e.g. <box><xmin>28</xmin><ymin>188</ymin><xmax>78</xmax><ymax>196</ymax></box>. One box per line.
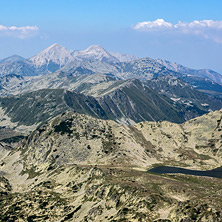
<box><xmin>148</xmin><ymin>166</ymin><xmax>222</xmax><ymax>178</ymax></box>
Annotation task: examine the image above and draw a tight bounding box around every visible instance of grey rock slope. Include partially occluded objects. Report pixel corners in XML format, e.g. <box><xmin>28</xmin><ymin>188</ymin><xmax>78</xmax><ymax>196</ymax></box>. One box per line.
<box><xmin>0</xmin><ymin>72</ymin><xmax>118</xmax><ymax>97</ymax></box>
<box><xmin>0</xmin><ymin>89</ymin><xmax>108</xmax><ymax>131</ymax></box>
<box><xmin>110</xmin><ymin>51</ymin><xmax>138</xmax><ymax>62</ymax></box>
<box><xmin>61</xmin><ymin>57</ymin><xmax>170</xmax><ymax>81</ymax></box>
<box><xmin>178</xmin><ymin>74</ymin><xmax>222</xmax><ymax>98</ymax></box>
<box><xmin>62</xmin><ymin>56</ymin><xmax>222</xmax><ymax>97</ymax></box>
<box><xmin>146</xmin><ymin>75</ymin><xmax>222</xmax><ymax>112</ymax></box>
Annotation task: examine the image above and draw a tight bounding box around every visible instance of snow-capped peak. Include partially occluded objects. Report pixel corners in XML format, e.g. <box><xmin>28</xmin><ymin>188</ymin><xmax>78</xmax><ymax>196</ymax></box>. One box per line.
<box><xmin>29</xmin><ymin>43</ymin><xmax>75</xmax><ymax>67</ymax></box>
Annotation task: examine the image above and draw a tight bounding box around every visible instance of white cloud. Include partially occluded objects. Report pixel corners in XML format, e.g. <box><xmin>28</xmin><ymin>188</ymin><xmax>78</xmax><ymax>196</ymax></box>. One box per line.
<box><xmin>132</xmin><ymin>19</ymin><xmax>222</xmax><ymax>42</ymax></box>
<box><xmin>133</xmin><ymin>19</ymin><xmax>173</xmax><ymax>31</ymax></box>
<box><xmin>0</xmin><ymin>25</ymin><xmax>39</xmax><ymax>39</ymax></box>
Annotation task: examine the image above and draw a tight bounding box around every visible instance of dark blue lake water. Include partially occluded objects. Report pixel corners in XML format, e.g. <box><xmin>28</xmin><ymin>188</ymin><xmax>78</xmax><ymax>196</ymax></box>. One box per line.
<box><xmin>148</xmin><ymin>166</ymin><xmax>222</xmax><ymax>178</ymax></box>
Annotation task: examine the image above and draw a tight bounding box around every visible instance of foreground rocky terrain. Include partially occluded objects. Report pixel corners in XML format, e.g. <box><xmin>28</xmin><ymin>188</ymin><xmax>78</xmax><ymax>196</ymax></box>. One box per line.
<box><xmin>1</xmin><ymin>111</ymin><xmax>222</xmax><ymax>221</ymax></box>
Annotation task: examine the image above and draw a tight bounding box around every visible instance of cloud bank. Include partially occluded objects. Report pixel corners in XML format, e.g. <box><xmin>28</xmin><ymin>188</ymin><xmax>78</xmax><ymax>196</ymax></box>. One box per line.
<box><xmin>0</xmin><ymin>25</ymin><xmax>39</xmax><ymax>39</ymax></box>
<box><xmin>133</xmin><ymin>19</ymin><xmax>222</xmax><ymax>43</ymax></box>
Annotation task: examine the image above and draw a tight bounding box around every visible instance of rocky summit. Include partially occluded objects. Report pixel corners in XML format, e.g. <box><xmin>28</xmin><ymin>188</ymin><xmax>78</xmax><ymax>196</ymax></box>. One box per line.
<box><xmin>1</xmin><ymin>111</ymin><xmax>222</xmax><ymax>221</ymax></box>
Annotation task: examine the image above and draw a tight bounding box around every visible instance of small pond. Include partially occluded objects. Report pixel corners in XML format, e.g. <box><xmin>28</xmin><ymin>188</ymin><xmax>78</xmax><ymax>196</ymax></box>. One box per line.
<box><xmin>148</xmin><ymin>166</ymin><xmax>222</xmax><ymax>178</ymax></box>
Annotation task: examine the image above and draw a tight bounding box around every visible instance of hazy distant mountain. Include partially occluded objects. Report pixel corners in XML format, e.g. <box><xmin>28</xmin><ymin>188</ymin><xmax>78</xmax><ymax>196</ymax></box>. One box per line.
<box><xmin>115</xmin><ymin>57</ymin><xmax>171</xmax><ymax>80</ymax></box>
<box><xmin>0</xmin><ymin>44</ymin><xmax>139</xmax><ymax>76</ymax></box>
<box><xmin>156</xmin><ymin>58</ymin><xmax>222</xmax><ymax>84</ymax></box>
<box><xmin>0</xmin><ymin>59</ymin><xmax>38</xmax><ymax>76</ymax></box>
<box><xmin>73</xmin><ymin>45</ymin><xmax>119</xmax><ymax>63</ymax></box>
<box><xmin>0</xmin><ymin>43</ymin><xmax>222</xmax><ymax>101</ymax></box>
<box><xmin>0</xmin><ymin>55</ymin><xmax>32</xmax><ymax>76</ymax></box>
<box><xmin>109</xmin><ymin>51</ymin><xmax>138</xmax><ymax>62</ymax></box>
<box><xmin>1</xmin><ymin>44</ymin><xmax>221</xmax><ymax>92</ymax></box>
<box><xmin>0</xmin><ymin>55</ymin><xmax>25</xmax><ymax>64</ymax></box>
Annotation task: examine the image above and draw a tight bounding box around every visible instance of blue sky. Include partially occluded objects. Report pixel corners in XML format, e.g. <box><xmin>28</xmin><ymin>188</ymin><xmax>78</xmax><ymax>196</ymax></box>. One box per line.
<box><xmin>1</xmin><ymin>0</ymin><xmax>222</xmax><ymax>72</ymax></box>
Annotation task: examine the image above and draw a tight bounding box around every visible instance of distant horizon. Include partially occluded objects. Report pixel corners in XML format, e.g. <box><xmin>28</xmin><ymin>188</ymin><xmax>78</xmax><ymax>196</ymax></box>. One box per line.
<box><xmin>1</xmin><ymin>0</ymin><xmax>222</xmax><ymax>73</ymax></box>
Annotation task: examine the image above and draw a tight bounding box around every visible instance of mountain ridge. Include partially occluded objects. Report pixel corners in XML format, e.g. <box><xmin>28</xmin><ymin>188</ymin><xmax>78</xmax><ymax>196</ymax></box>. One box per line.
<box><xmin>156</xmin><ymin>58</ymin><xmax>222</xmax><ymax>84</ymax></box>
<box><xmin>0</xmin><ymin>43</ymin><xmax>139</xmax><ymax>76</ymax></box>
<box><xmin>1</xmin><ymin>43</ymin><xmax>222</xmax><ymax>100</ymax></box>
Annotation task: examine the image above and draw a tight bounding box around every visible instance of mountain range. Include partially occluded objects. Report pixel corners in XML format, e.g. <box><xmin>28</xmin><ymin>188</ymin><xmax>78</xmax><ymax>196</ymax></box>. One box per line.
<box><xmin>0</xmin><ymin>43</ymin><xmax>221</xmax><ymax>84</ymax></box>
<box><xmin>0</xmin><ymin>43</ymin><xmax>221</xmax><ymax>130</ymax></box>
<box><xmin>1</xmin><ymin>43</ymin><xmax>222</xmax><ymax>99</ymax></box>
<box><xmin>0</xmin><ymin>44</ymin><xmax>138</xmax><ymax>76</ymax></box>
<box><xmin>157</xmin><ymin>58</ymin><xmax>222</xmax><ymax>84</ymax></box>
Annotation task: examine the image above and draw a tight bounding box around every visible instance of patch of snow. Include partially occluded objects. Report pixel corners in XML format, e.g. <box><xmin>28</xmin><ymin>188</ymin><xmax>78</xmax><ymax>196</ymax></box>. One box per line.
<box><xmin>170</xmin><ymin>97</ymin><xmax>181</xmax><ymax>102</ymax></box>
<box><xmin>201</xmin><ymin>103</ymin><xmax>209</xmax><ymax>107</ymax></box>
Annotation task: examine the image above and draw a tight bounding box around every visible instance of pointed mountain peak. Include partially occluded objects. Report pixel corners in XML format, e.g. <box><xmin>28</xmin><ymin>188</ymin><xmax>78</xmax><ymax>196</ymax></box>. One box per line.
<box><xmin>86</xmin><ymin>44</ymin><xmax>103</xmax><ymax>49</ymax></box>
<box><xmin>42</xmin><ymin>43</ymin><xmax>68</xmax><ymax>53</ymax></box>
<box><xmin>29</xmin><ymin>44</ymin><xmax>75</xmax><ymax>67</ymax></box>
<box><xmin>49</xmin><ymin>43</ymin><xmax>61</xmax><ymax>47</ymax></box>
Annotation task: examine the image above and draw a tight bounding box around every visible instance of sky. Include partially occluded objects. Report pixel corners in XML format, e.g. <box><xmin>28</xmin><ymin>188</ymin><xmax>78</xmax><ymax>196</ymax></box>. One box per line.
<box><xmin>1</xmin><ymin>0</ymin><xmax>222</xmax><ymax>72</ymax></box>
